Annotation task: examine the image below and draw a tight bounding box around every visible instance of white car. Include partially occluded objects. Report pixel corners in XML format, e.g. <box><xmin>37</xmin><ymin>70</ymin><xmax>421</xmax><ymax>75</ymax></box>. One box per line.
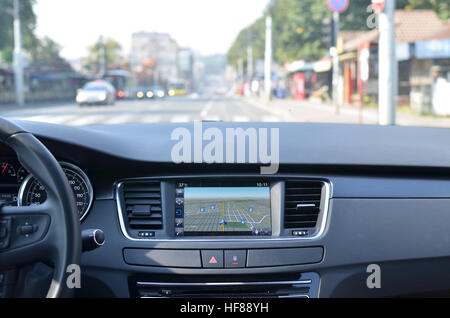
<box><xmin>76</xmin><ymin>80</ymin><xmax>116</xmax><ymax>106</ymax></box>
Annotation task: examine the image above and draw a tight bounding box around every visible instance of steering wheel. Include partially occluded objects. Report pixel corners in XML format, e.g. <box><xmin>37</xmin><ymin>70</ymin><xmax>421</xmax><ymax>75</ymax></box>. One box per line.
<box><xmin>0</xmin><ymin>118</ymin><xmax>81</xmax><ymax>298</ymax></box>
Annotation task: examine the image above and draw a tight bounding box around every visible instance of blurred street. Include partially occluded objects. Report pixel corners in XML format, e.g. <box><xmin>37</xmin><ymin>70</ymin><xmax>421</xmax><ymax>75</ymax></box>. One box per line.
<box><xmin>0</xmin><ymin>96</ymin><xmax>282</xmax><ymax>126</ymax></box>
<box><xmin>2</xmin><ymin>96</ymin><xmax>450</xmax><ymax>128</ymax></box>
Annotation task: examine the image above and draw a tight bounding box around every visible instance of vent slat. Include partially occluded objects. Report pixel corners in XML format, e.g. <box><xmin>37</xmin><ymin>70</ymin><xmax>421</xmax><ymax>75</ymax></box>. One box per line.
<box><xmin>284</xmin><ymin>181</ymin><xmax>322</xmax><ymax>229</ymax></box>
<box><xmin>128</xmin><ymin>213</ymin><xmax>162</xmax><ymax>220</ymax></box>
<box><xmin>129</xmin><ymin>219</ymin><xmax>163</xmax><ymax>229</ymax></box>
<box><xmin>121</xmin><ymin>181</ymin><xmax>163</xmax><ymax>231</ymax></box>
<box><xmin>125</xmin><ymin>199</ymin><xmax>161</xmax><ymax>205</ymax></box>
<box><xmin>125</xmin><ymin>192</ymin><xmax>161</xmax><ymax>199</ymax></box>
<box><xmin>124</xmin><ymin>186</ymin><xmax>160</xmax><ymax>192</ymax></box>
<box><xmin>285</xmin><ymin>194</ymin><xmax>321</xmax><ymax>197</ymax></box>
<box><xmin>285</xmin><ymin>201</ymin><xmax>320</xmax><ymax>206</ymax></box>
<box><xmin>285</xmin><ymin>208</ymin><xmax>320</xmax><ymax>213</ymax></box>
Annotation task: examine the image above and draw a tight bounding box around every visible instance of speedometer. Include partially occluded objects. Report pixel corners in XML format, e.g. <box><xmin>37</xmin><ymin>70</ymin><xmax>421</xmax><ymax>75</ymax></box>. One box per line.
<box><xmin>18</xmin><ymin>162</ymin><xmax>94</xmax><ymax>221</ymax></box>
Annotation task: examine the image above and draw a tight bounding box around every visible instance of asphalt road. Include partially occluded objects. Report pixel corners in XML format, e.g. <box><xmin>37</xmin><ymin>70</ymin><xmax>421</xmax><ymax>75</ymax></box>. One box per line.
<box><xmin>2</xmin><ymin>95</ymin><xmax>449</xmax><ymax>128</ymax></box>
<box><xmin>0</xmin><ymin>96</ymin><xmax>282</xmax><ymax>126</ymax></box>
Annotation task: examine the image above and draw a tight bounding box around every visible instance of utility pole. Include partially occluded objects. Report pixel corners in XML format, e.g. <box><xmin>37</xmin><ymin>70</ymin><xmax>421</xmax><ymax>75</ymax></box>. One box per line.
<box><xmin>247</xmin><ymin>44</ymin><xmax>253</xmax><ymax>80</ymax></box>
<box><xmin>331</xmin><ymin>11</ymin><xmax>340</xmax><ymax>114</ymax></box>
<box><xmin>238</xmin><ymin>57</ymin><xmax>244</xmax><ymax>80</ymax></box>
<box><xmin>13</xmin><ymin>0</ymin><xmax>24</xmax><ymax>106</ymax></box>
<box><xmin>99</xmin><ymin>35</ymin><xmax>106</xmax><ymax>77</ymax></box>
<box><xmin>264</xmin><ymin>12</ymin><xmax>273</xmax><ymax>102</ymax></box>
<box><xmin>378</xmin><ymin>0</ymin><xmax>397</xmax><ymax>125</ymax></box>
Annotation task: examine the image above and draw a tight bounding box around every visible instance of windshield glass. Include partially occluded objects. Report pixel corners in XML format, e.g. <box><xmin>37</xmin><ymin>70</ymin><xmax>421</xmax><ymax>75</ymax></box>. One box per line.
<box><xmin>0</xmin><ymin>0</ymin><xmax>449</xmax><ymax>127</ymax></box>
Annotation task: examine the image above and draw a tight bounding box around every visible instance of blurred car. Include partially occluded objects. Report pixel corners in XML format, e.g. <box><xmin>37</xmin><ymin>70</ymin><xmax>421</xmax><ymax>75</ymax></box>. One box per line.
<box><xmin>135</xmin><ymin>87</ymin><xmax>155</xmax><ymax>99</ymax></box>
<box><xmin>76</xmin><ymin>80</ymin><xmax>116</xmax><ymax>106</ymax></box>
<box><xmin>151</xmin><ymin>85</ymin><xmax>166</xmax><ymax>98</ymax></box>
<box><xmin>167</xmin><ymin>83</ymin><xmax>187</xmax><ymax>96</ymax></box>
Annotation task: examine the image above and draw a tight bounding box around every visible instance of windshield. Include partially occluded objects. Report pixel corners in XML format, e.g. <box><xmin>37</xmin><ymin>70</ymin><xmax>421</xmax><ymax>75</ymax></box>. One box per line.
<box><xmin>0</xmin><ymin>0</ymin><xmax>449</xmax><ymax>127</ymax></box>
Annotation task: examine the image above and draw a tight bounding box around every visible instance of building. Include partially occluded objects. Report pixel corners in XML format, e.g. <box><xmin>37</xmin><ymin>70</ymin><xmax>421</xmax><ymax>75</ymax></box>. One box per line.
<box><xmin>339</xmin><ymin>10</ymin><xmax>450</xmax><ymax>113</ymax></box>
<box><xmin>177</xmin><ymin>48</ymin><xmax>194</xmax><ymax>91</ymax></box>
<box><xmin>130</xmin><ymin>32</ymin><xmax>179</xmax><ymax>86</ymax></box>
<box><xmin>285</xmin><ymin>10</ymin><xmax>450</xmax><ymax>114</ymax></box>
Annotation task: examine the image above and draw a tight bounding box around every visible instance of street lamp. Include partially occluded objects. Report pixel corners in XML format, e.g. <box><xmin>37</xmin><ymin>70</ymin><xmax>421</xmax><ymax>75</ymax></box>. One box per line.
<box><xmin>247</xmin><ymin>31</ymin><xmax>254</xmax><ymax>80</ymax></box>
<box><xmin>13</xmin><ymin>0</ymin><xmax>24</xmax><ymax>106</ymax></box>
<box><xmin>264</xmin><ymin>0</ymin><xmax>275</xmax><ymax>102</ymax></box>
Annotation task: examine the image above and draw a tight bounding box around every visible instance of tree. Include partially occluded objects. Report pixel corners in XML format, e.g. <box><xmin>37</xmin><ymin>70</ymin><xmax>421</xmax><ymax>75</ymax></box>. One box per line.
<box><xmin>272</xmin><ymin>0</ymin><xmax>329</xmax><ymax>62</ymax></box>
<box><xmin>405</xmin><ymin>0</ymin><xmax>450</xmax><ymax>20</ymax></box>
<box><xmin>0</xmin><ymin>0</ymin><xmax>38</xmax><ymax>64</ymax></box>
<box><xmin>30</xmin><ymin>36</ymin><xmax>64</xmax><ymax>63</ymax></box>
<box><xmin>227</xmin><ymin>17</ymin><xmax>265</xmax><ymax>69</ymax></box>
<box><xmin>83</xmin><ymin>37</ymin><xmax>123</xmax><ymax>74</ymax></box>
<box><xmin>227</xmin><ymin>0</ymin><xmax>450</xmax><ymax>67</ymax></box>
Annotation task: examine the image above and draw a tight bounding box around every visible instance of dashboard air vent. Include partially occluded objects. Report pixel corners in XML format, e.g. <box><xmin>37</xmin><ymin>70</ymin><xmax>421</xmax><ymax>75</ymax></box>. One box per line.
<box><xmin>122</xmin><ymin>181</ymin><xmax>162</xmax><ymax>230</ymax></box>
<box><xmin>284</xmin><ymin>180</ymin><xmax>323</xmax><ymax>228</ymax></box>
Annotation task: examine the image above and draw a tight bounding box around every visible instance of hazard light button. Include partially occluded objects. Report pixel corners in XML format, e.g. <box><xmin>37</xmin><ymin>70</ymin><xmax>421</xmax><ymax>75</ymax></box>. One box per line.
<box><xmin>201</xmin><ymin>250</ymin><xmax>224</xmax><ymax>268</ymax></box>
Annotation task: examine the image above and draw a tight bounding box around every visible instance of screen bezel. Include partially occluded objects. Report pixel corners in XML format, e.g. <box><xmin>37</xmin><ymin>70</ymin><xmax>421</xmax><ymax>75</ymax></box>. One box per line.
<box><xmin>175</xmin><ymin>181</ymin><xmax>272</xmax><ymax>237</ymax></box>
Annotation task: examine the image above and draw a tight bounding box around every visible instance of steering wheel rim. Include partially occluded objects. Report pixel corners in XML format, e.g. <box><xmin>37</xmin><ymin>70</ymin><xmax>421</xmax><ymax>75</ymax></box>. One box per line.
<box><xmin>0</xmin><ymin>117</ymin><xmax>81</xmax><ymax>298</ymax></box>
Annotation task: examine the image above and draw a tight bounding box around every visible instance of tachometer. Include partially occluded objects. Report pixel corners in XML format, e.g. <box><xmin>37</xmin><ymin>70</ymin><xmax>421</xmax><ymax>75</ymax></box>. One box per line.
<box><xmin>17</xmin><ymin>166</ymin><xmax>29</xmax><ymax>183</ymax></box>
<box><xmin>18</xmin><ymin>162</ymin><xmax>93</xmax><ymax>221</ymax></box>
<box><xmin>0</xmin><ymin>162</ymin><xmax>17</xmax><ymax>183</ymax></box>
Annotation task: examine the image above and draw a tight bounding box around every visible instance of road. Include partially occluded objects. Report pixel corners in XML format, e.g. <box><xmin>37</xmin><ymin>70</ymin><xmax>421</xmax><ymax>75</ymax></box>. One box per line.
<box><xmin>0</xmin><ymin>96</ymin><xmax>281</xmax><ymax>126</ymax></box>
<box><xmin>1</xmin><ymin>95</ymin><xmax>450</xmax><ymax>128</ymax></box>
<box><xmin>183</xmin><ymin>199</ymin><xmax>271</xmax><ymax>234</ymax></box>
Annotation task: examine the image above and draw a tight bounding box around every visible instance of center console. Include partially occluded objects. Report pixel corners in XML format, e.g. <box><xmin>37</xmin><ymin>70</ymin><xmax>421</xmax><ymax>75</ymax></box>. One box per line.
<box><xmin>115</xmin><ymin>175</ymin><xmax>330</xmax><ymax>298</ymax></box>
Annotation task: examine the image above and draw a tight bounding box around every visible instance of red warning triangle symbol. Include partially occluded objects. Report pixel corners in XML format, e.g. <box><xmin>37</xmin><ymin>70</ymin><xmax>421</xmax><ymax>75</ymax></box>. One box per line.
<box><xmin>208</xmin><ymin>256</ymin><xmax>218</xmax><ymax>264</ymax></box>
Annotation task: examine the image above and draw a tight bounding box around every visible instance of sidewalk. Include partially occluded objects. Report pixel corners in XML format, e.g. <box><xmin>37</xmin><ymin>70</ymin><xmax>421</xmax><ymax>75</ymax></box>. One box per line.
<box><xmin>244</xmin><ymin>97</ymin><xmax>450</xmax><ymax>128</ymax></box>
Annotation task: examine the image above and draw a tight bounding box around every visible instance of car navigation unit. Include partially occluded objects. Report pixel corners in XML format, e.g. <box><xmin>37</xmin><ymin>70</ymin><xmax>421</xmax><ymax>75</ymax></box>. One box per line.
<box><xmin>174</xmin><ymin>181</ymin><xmax>271</xmax><ymax>237</ymax></box>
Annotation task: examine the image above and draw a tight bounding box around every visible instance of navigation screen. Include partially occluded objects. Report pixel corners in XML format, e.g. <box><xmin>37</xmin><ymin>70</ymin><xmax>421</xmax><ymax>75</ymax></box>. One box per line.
<box><xmin>174</xmin><ymin>183</ymin><xmax>271</xmax><ymax>236</ymax></box>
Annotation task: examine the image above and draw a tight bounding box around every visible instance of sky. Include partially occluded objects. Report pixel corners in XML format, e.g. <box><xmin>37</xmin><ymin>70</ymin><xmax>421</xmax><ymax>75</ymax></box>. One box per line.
<box><xmin>185</xmin><ymin>187</ymin><xmax>270</xmax><ymax>199</ymax></box>
<box><xmin>34</xmin><ymin>0</ymin><xmax>269</xmax><ymax>60</ymax></box>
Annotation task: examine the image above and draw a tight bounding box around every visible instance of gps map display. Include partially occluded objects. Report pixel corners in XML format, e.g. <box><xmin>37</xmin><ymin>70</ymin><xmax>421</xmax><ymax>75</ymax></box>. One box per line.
<box><xmin>174</xmin><ymin>185</ymin><xmax>271</xmax><ymax>236</ymax></box>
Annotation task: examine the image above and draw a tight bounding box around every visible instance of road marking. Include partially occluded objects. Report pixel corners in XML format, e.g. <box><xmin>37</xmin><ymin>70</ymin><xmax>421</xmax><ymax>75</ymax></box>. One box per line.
<box><xmin>202</xmin><ymin>115</ymin><xmax>220</xmax><ymax>121</ymax></box>
<box><xmin>232</xmin><ymin>116</ymin><xmax>249</xmax><ymax>122</ymax></box>
<box><xmin>136</xmin><ymin>115</ymin><xmax>162</xmax><ymax>123</ymax></box>
<box><xmin>102</xmin><ymin>114</ymin><xmax>138</xmax><ymax>125</ymax></box>
<box><xmin>200</xmin><ymin>100</ymin><xmax>214</xmax><ymax>117</ymax></box>
<box><xmin>261</xmin><ymin>115</ymin><xmax>280</xmax><ymax>122</ymax></box>
<box><xmin>17</xmin><ymin>114</ymin><xmax>77</xmax><ymax>125</ymax></box>
<box><xmin>171</xmin><ymin>115</ymin><xmax>190</xmax><ymax>122</ymax></box>
<box><xmin>69</xmin><ymin>114</ymin><xmax>110</xmax><ymax>126</ymax></box>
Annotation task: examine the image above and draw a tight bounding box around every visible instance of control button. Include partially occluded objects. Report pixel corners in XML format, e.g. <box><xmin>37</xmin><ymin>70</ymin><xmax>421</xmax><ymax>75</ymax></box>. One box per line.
<box><xmin>18</xmin><ymin>223</ymin><xmax>38</xmax><ymax>236</ymax></box>
<box><xmin>0</xmin><ymin>218</ymin><xmax>12</xmax><ymax>250</ymax></box>
<box><xmin>19</xmin><ymin>225</ymin><xmax>34</xmax><ymax>235</ymax></box>
<box><xmin>138</xmin><ymin>231</ymin><xmax>155</xmax><ymax>238</ymax></box>
<box><xmin>292</xmin><ymin>230</ymin><xmax>308</xmax><ymax>237</ymax></box>
<box><xmin>201</xmin><ymin>250</ymin><xmax>223</xmax><ymax>268</ymax></box>
<box><xmin>225</xmin><ymin>250</ymin><xmax>246</xmax><ymax>268</ymax></box>
<box><xmin>175</xmin><ymin>208</ymin><xmax>183</xmax><ymax>217</ymax></box>
<box><xmin>175</xmin><ymin>218</ymin><xmax>184</xmax><ymax>228</ymax></box>
<box><xmin>175</xmin><ymin>197</ymin><xmax>184</xmax><ymax>206</ymax></box>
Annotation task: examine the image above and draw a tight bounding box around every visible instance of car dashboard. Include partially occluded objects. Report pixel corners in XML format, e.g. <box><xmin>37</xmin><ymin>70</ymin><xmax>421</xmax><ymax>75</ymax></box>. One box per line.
<box><xmin>1</xmin><ymin>120</ymin><xmax>450</xmax><ymax>298</ymax></box>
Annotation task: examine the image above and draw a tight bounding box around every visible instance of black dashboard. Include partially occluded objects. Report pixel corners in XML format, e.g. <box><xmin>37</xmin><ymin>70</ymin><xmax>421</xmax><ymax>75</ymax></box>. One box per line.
<box><xmin>2</xmin><ymin>120</ymin><xmax>450</xmax><ymax>298</ymax></box>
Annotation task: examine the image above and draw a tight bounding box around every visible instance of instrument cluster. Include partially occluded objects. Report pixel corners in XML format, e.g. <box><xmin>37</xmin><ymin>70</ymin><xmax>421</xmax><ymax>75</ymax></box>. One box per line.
<box><xmin>0</xmin><ymin>159</ymin><xmax>93</xmax><ymax>221</ymax></box>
